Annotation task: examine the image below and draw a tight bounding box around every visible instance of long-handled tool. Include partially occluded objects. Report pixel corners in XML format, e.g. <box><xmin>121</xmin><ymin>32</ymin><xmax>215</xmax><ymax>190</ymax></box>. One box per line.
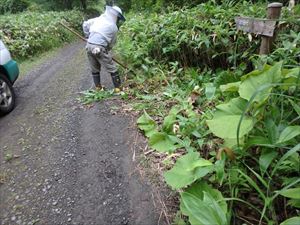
<box><xmin>59</xmin><ymin>22</ymin><xmax>136</xmax><ymax>76</ymax></box>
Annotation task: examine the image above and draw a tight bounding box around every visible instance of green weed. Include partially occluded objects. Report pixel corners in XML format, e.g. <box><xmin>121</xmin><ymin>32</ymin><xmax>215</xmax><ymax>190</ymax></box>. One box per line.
<box><xmin>0</xmin><ymin>10</ymin><xmax>83</xmax><ymax>60</ymax></box>
<box><xmin>123</xmin><ymin>2</ymin><xmax>300</xmax><ymax>223</ymax></box>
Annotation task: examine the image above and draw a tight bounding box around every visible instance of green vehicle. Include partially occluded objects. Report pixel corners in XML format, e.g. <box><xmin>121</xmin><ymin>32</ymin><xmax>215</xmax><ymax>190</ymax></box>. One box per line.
<box><xmin>0</xmin><ymin>40</ymin><xmax>19</xmax><ymax>116</ymax></box>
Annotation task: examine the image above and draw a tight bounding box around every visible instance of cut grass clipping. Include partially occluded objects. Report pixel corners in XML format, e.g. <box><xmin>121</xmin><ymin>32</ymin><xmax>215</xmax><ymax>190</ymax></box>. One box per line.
<box><xmin>79</xmin><ymin>89</ymin><xmax>127</xmax><ymax>104</ymax></box>
<box><xmin>79</xmin><ymin>89</ymin><xmax>114</xmax><ymax>104</ymax></box>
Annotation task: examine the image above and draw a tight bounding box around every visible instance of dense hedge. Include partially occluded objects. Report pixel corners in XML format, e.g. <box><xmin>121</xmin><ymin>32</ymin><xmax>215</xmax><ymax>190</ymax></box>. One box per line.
<box><xmin>0</xmin><ymin>10</ymin><xmax>83</xmax><ymax>59</ymax></box>
<box><xmin>117</xmin><ymin>1</ymin><xmax>300</xmax><ymax>71</ymax></box>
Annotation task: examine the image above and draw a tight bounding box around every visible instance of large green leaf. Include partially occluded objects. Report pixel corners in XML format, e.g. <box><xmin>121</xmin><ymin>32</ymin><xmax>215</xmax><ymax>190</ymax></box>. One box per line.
<box><xmin>214</xmin><ymin>97</ymin><xmax>248</xmax><ymax>116</ymax></box>
<box><xmin>207</xmin><ymin>115</ymin><xmax>253</xmax><ymax>139</ymax></box>
<box><xmin>207</xmin><ymin>97</ymin><xmax>254</xmax><ymax>139</ymax></box>
<box><xmin>240</xmin><ymin>64</ymin><xmax>271</xmax><ymax>81</ymax></box>
<box><xmin>239</xmin><ymin>61</ymin><xmax>283</xmax><ymax>103</ymax></box>
<box><xmin>137</xmin><ymin>111</ymin><xmax>157</xmax><ymax>138</ymax></box>
<box><xmin>164</xmin><ymin>151</ymin><xmax>213</xmax><ymax>189</ymax></box>
<box><xmin>149</xmin><ymin>132</ymin><xmax>178</xmax><ymax>152</ymax></box>
<box><xmin>277</xmin><ymin>126</ymin><xmax>300</xmax><ymax>144</ymax></box>
<box><xmin>280</xmin><ymin>217</ymin><xmax>300</xmax><ymax>225</ymax></box>
<box><xmin>220</xmin><ymin>81</ymin><xmax>241</xmax><ymax>93</ymax></box>
<box><xmin>203</xmin><ymin>192</ymin><xmax>227</xmax><ymax>224</ymax></box>
<box><xmin>181</xmin><ymin>192</ymin><xmax>218</xmax><ymax>225</ymax></box>
<box><xmin>180</xmin><ymin>191</ymin><xmax>228</xmax><ymax>225</ymax></box>
<box><xmin>182</xmin><ymin>181</ymin><xmax>227</xmax><ymax>214</ymax></box>
<box><xmin>278</xmin><ymin>188</ymin><xmax>300</xmax><ymax>199</ymax></box>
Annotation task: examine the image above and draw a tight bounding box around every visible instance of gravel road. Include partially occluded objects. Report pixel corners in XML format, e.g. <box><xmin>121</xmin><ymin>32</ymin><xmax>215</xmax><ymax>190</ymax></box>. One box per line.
<box><xmin>0</xmin><ymin>42</ymin><xmax>160</xmax><ymax>225</ymax></box>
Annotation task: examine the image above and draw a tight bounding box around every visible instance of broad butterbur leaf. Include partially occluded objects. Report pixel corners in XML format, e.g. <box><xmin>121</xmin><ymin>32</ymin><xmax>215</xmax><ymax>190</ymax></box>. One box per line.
<box><xmin>207</xmin><ymin>97</ymin><xmax>254</xmax><ymax>140</ymax></box>
<box><xmin>149</xmin><ymin>132</ymin><xmax>178</xmax><ymax>152</ymax></box>
<box><xmin>214</xmin><ymin>97</ymin><xmax>247</xmax><ymax>116</ymax></box>
<box><xmin>239</xmin><ymin>61</ymin><xmax>283</xmax><ymax>103</ymax></box>
<box><xmin>220</xmin><ymin>81</ymin><xmax>241</xmax><ymax>93</ymax></box>
<box><xmin>241</xmin><ymin>64</ymin><xmax>271</xmax><ymax>81</ymax></box>
<box><xmin>164</xmin><ymin>151</ymin><xmax>213</xmax><ymax>189</ymax></box>
<box><xmin>137</xmin><ymin>111</ymin><xmax>157</xmax><ymax>138</ymax></box>
<box><xmin>223</xmin><ymin>137</ymin><xmax>244</xmax><ymax>148</ymax></box>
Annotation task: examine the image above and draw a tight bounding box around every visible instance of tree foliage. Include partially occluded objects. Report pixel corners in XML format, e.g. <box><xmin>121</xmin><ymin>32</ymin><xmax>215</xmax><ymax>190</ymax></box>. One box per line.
<box><xmin>33</xmin><ymin>0</ymin><xmax>103</xmax><ymax>10</ymax></box>
<box><xmin>0</xmin><ymin>0</ymin><xmax>30</xmax><ymax>14</ymax></box>
<box><xmin>0</xmin><ymin>0</ymin><xmax>105</xmax><ymax>14</ymax></box>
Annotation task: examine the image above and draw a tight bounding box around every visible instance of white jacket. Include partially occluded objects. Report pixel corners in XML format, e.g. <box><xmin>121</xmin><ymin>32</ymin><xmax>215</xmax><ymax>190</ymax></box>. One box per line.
<box><xmin>83</xmin><ymin>11</ymin><xmax>118</xmax><ymax>49</ymax></box>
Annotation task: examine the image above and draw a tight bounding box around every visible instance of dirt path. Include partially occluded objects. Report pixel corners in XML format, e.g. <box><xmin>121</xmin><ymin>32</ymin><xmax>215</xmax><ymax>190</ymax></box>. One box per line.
<box><xmin>0</xmin><ymin>42</ymin><xmax>160</xmax><ymax>225</ymax></box>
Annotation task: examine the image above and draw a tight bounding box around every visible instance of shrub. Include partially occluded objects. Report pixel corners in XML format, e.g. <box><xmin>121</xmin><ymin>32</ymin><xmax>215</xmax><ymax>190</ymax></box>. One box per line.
<box><xmin>0</xmin><ymin>0</ymin><xmax>30</xmax><ymax>14</ymax></box>
<box><xmin>0</xmin><ymin>10</ymin><xmax>83</xmax><ymax>59</ymax></box>
<box><xmin>117</xmin><ymin>1</ymin><xmax>299</xmax><ymax>73</ymax></box>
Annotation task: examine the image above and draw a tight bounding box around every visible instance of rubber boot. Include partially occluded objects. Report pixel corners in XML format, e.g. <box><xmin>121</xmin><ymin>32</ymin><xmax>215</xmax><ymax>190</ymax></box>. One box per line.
<box><xmin>111</xmin><ymin>72</ymin><xmax>121</xmax><ymax>88</ymax></box>
<box><xmin>92</xmin><ymin>72</ymin><xmax>102</xmax><ymax>89</ymax></box>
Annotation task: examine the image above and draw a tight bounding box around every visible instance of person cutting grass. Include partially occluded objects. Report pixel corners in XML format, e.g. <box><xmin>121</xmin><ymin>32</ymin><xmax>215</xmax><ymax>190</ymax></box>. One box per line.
<box><xmin>83</xmin><ymin>5</ymin><xmax>125</xmax><ymax>92</ymax></box>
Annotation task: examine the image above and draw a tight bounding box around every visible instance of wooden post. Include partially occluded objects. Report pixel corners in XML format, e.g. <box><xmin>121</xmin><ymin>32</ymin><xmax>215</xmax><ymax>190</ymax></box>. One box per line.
<box><xmin>259</xmin><ymin>2</ymin><xmax>283</xmax><ymax>55</ymax></box>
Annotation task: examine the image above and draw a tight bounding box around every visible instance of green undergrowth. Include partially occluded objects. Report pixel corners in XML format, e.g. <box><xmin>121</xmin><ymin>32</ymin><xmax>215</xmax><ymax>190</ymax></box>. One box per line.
<box><xmin>134</xmin><ymin>62</ymin><xmax>300</xmax><ymax>225</ymax></box>
<box><xmin>114</xmin><ymin>1</ymin><xmax>300</xmax><ymax>225</ymax></box>
<box><xmin>124</xmin><ymin>63</ymin><xmax>300</xmax><ymax>224</ymax></box>
<box><xmin>117</xmin><ymin>1</ymin><xmax>299</xmax><ymax>72</ymax></box>
<box><xmin>0</xmin><ymin>10</ymin><xmax>83</xmax><ymax>60</ymax></box>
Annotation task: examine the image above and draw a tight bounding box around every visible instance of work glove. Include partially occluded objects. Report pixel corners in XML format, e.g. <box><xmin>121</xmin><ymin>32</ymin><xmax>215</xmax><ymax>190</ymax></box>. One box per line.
<box><xmin>92</xmin><ymin>47</ymin><xmax>101</xmax><ymax>55</ymax></box>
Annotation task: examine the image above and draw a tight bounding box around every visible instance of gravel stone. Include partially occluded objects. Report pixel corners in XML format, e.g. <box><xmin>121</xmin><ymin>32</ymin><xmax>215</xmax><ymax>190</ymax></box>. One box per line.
<box><xmin>0</xmin><ymin>42</ymin><xmax>162</xmax><ymax>225</ymax></box>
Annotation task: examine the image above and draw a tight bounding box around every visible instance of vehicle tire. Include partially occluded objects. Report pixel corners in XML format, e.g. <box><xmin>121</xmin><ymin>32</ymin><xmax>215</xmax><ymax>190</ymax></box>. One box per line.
<box><xmin>0</xmin><ymin>73</ymin><xmax>16</xmax><ymax>116</ymax></box>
